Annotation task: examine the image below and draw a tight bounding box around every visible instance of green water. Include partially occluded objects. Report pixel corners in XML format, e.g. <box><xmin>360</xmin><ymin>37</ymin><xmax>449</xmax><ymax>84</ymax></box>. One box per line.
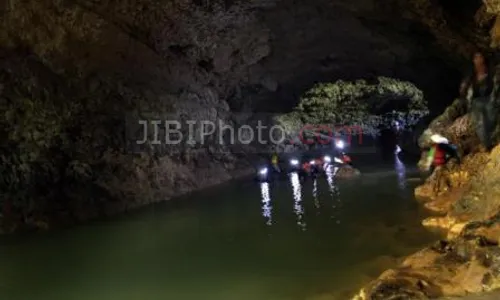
<box><xmin>0</xmin><ymin>157</ymin><xmax>438</xmax><ymax>300</ymax></box>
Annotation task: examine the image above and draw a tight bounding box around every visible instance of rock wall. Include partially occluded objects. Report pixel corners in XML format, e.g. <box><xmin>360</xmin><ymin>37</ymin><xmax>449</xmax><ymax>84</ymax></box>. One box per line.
<box><xmin>1</xmin><ymin>0</ymin><xmax>270</xmax><ymax>231</ymax></box>
<box><xmin>352</xmin><ymin>97</ymin><xmax>500</xmax><ymax>299</ymax></box>
<box><xmin>352</xmin><ymin>146</ymin><xmax>500</xmax><ymax>299</ymax></box>
<box><xmin>352</xmin><ymin>1</ymin><xmax>500</xmax><ymax>298</ymax></box>
<box><xmin>351</xmin><ymin>109</ymin><xmax>500</xmax><ymax>298</ymax></box>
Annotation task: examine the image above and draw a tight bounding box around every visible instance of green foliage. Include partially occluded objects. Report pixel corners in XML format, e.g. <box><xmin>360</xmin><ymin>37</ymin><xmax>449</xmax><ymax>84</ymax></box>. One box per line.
<box><xmin>296</xmin><ymin>79</ymin><xmax>371</xmax><ymax>125</ymax></box>
<box><xmin>277</xmin><ymin>76</ymin><xmax>428</xmax><ymax>134</ymax></box>
<box><xmin>274</xmin><ymin>111</ymin><xmax>304</xmax><ymax>134</ymax></box>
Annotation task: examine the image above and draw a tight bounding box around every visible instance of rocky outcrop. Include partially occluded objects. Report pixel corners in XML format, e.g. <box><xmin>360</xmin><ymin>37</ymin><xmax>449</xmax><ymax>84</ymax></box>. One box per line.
<box><xmin>353</xmin><ymin>110</ymin><xmax>500</xmax><ymax>298</ymax></box>
<box><xmin>352</xmin><ymin>141</ymin><xmax>500</xmax><ymax>299</ymax></box>
<box><xmin>353</xmin><ymin>228</ymin><xmax>500</xmax><ymax>299</ymax></box>
<box><xmin>274</xmin><ymin>76</ymin><xmax>429</xmax><ymax>155</ymax></box>
<box><xmin>351</xmin><ymin>0</ymin><xmax>500</xmax><ymax>293</ymax></box>
<box><xmin>281</xmin><ymin>76</ymin><xmax>427</xmax><ymax>125</ymax></box>
<box><xmin>335</xmin><ymin>165</ymin><xmax>361</xmax><ymax>178</ymax></box>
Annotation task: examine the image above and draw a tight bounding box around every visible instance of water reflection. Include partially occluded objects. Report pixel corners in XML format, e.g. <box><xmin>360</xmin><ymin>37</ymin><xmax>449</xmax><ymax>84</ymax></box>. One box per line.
<box><xmin>290</xmin><ymin>172</ymin><xmax>306</xmax><ymax>231</ymax></box>
<box><xmin>313</xmin><ymin>179</ymin><xmax>319</xmax><ymax>211</ymax></box>
<box><xmin>395</xmin><ymin>151</ymin><xmax>406</xmax><ymax>190</ymax></box>
<box><xmin>325</xmin><ymin>165</ymin><xmax>337</xmax><ymax>194</ymax></box>
<box><xmin>260</xmin><ymin>182</ymin><xmax>272</xmax><ymax>226</ymax></box>
<box><xmin>325</xmin><ymin>165</ymin><xmax>341</xmax><ymax>223</ymax></box>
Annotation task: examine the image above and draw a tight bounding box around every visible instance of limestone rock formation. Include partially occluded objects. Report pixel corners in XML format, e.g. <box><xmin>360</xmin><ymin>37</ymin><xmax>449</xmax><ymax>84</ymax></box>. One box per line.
<box><xmin>352</xmin><ymin>232</ymin><xmax>500</xmax><ymax>299</ymax></box>
<box><xmin>355</xmin><ymin>113</ymin><xmax>500</xmax><ymax>298</ymax></box>
<box><xmin>274</xmin><ymin>76</ymin><xmax>429</xmax><ymax>154</ymax></box>
<box><xmin>350</xmin><ymin>0</ymin><xmax>500</xmax><ymax>295</ymax></box>
<box><xmin>354</xmin><ymin>109</ymin><xmax>500</xmax><ymax>300</ymax></box>
<box><xmin>352</xmin><ymin>0</ymin><xmax>500</xmax><ymax>294</ymax></box>
<box><xmin>283</xmin><ymin>76</ymin><xmax>427</xmax><ymax>125</ymax></box>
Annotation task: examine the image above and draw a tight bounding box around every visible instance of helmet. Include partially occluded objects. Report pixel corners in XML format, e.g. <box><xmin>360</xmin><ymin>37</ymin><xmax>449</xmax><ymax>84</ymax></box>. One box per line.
<box><xmin>430</xmin><ymin>134</ymin><xmax>449</xmax><ymax>144</ymax></box>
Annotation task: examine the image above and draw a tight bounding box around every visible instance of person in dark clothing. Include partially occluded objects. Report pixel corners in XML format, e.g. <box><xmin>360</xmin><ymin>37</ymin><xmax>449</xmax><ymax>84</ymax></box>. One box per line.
<box><xmin>461</xmin><ymin>51</ymin><xmax>499</xmax><ymax>150</ymax></box>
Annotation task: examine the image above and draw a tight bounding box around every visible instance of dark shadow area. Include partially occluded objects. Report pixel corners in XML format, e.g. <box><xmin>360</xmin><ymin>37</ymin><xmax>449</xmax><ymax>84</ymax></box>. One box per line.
<box><xmin>438</xmin><ymin>0</ymin><xmax>483</xmax><ymax>22</ymax></box>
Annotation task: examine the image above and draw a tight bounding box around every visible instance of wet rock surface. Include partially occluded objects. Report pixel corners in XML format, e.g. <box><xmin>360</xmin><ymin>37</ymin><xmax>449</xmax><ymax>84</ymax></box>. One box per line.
<box><xmin>352</xmin><ymin>1</ymin><xmax>500</xmax><ymax>293</ymax></box>
<box><xmin>353</xmin><ymin>125</ymin><xmax>500</xmax><ymax>298</ymax></box>
<box><xmin>353</xmin><ymin>220</ymin><xmax>500</xmax><ymax>299</ymax></box>
<box><xmin>335</xmin><ymin>166</ymin><xmax>362</xmax><ymax>179</ymax></box>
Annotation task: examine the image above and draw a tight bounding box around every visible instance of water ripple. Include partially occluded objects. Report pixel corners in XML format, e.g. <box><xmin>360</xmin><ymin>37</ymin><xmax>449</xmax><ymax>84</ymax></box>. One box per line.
<box><xmin>325</xmin><ymin>165</ymin><xmax>341</xmax><ymax>223</ymax></box>
<box><xmin>394</xmin><ymin>150</ymin><xmax>406</xmax><ymax>190</ymax></box>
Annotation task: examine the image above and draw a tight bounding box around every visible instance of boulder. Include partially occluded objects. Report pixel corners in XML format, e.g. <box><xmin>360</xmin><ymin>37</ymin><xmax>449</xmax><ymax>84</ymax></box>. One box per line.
<box><xmin>335</xmin><ymin>165</ymin><xmax>361</xmax><ymax>179</ymax></box>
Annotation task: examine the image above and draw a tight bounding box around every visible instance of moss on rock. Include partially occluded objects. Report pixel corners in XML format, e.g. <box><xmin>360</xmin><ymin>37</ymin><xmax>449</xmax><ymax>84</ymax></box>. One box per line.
<box><xmin>275</xmin><ymin>76</ymin><xmax>428</xmax><ymax>145</ymax></box>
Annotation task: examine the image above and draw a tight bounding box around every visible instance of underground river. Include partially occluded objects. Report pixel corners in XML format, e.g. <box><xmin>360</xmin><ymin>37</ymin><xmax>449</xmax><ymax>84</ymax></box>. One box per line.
<box><xmin>0</xmin><ymin>154</ymin><xmax>440</xmax><ymax>300</ymax></box>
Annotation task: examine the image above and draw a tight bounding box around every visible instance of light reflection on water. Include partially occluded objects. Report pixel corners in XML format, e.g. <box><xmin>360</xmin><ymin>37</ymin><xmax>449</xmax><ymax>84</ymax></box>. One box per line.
<box><xmin>313</xmin><ymin>179</ymin><xmax>319</xmax><ymax>211</ymax></box>
<box><xmin>290</xmin><ymin>172</ymin><xmax>306</xmax><ymax>231</ymax></box>
<box><xmin>259</xmin><ymin>182</ymin><xmax>272</xmax><ymax>226</ymax></box>
<box><xmin>325</xmin><ymin>165</ymin><xmax>337</xmax><ymax>194</ymax></box>
<box><xmin>395</xmin><ymin>152</ymin><xmax>406</xmax><ymax>190</ymax></box>
<box><xmin>0</xmin><ymin>157</ymin><xmax>441</xmax><ymax>300</ymax></box>
<box><xmin>325</xmin><ymin>165</ymin><xmax>342</xmax><ymax>223</ymax></box>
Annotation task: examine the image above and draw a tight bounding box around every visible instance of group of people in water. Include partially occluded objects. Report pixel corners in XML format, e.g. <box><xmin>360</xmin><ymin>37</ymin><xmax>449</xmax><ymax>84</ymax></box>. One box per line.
<box><xmin>269</xmin><ymin>149</ymin><xmax>351</xmax><ymax>176</ymax></box>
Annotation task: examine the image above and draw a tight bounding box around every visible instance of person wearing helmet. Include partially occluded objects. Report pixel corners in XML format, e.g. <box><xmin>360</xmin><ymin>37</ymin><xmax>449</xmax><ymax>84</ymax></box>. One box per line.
<box><xmin>271</xmin><ymin>152</ymin><xmax>281</xmax><ymax>173</ymax></box>
<box><xmin>340</xmin><ymin>152</ymin><xmax>352</xmax><ymax>166</ymax></box>
<box><xmin>421</xmin><ymin>134</ymin><xmax>460</xmax><ymax>173</ymax></box>
<box><xmin>419</xmin><ymin>134</ymin><xmax>459</xmax><ymax>194</ymax></box>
